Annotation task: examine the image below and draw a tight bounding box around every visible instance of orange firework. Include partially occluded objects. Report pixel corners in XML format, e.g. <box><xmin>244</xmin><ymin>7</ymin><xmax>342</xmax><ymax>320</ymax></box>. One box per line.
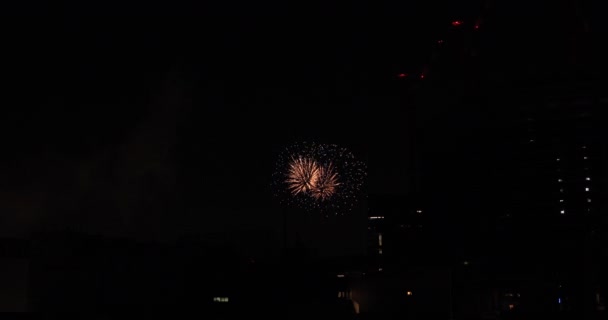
<box><xmin>273</xmin><ymin>142</ymin><xmax>366</xmax><ymax>214</ymax></box>
<box><xmin>310</xmin><ymin>162</ymin><xmax>340</xmax><ymax>201</ymax></box>
<box><xmin>286</xmin><ymin>156</ymin><xmax>320</xmax><ymax>196</ymax></box>
<box><xmin>285</xmin><ymin>156</ymin><xmax>339</xmax><ymax>201</ymax></box>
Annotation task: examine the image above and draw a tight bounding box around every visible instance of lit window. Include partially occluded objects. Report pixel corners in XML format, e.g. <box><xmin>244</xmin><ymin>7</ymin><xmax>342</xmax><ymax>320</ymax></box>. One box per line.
<box><xmin>582</xmin><ymin>146</ymin><xmax>587</xmax><ymax>149</ymax></box>
<box><xmin>378</xmin><ymin>233</ymin><xmax>383</xmax><ymax>247</ymax></box>
<box><xmin>559</xmin><ymin>199</ymin><xmax>564</xmax><ymax>203</ymax></box>
<box><xmin>586</xmin><ymin>177</ymin><xmax>591</xmax><ymax>181</ymax></box>
<box><xmin>379</xmin><ymin>249</ymin><xmax>383</xmax><ymax>255</ymax></box>
<box><xmin>416</xmin><ymin>209</ymin><xmax>423</xmax><ymax>214</ymax></box>
<box><xmin>587</xmin><ymin>198</ymin><xmax>592</xmax><ymax>203</ymax></box>
<box><xmin>213</xmin><ymin>297</ymin><xmax>229</xmax><ymax>303</ymax></box>
<box><xmin>556</xmin><ymin>158</ymin><xmax>560</xmax><ymax>162</ymax></box>
<box><xmin>509</xmin><ymin>304</ymin><xmax>515</xmax><ymax>310</ymax></box>
<box><xmin>560</xmin><ymin>210</ymin><xmax>565</xmax><ymax>214</ymax></box>
<box><xmin>558</xmin><ymin>298</ymin><xmax>562</xmax><ymax>304</ymax></box>
<box><xmin>586</xmin><ymin>187</ymin><xmax>590</xmax><ymax>192</ymax></box>
<box><xmin>560</xmin><ymin>188</ymin><xmax>564</xmax><ymax>193</ymax></box>
<box><xmin>378</xmin><ymin>268</ymin><xmax>383</xmax><ymax>272</ymax></box>
<box><xmin>463</xmin><ymin>261</ymin><xmax>469</xmax><ymax>265</ymax></box>
<box><xmin>369</xmin><ymin>216</ymin><xmax>384</xmax><ymax>220</ymax></box>
<box><xmin>558</xmin><ymin>179</ymin><xmax>563</xmax><ymax>182</ymax></box>
<box><xmin>584</xmin><ymin>156</ymin><xmax>588</xmax><ymax>160</ymax></box>
<box><xmin>452</xmin><ymin>20</ymin><xmax>463</xmax><ymax>26</ymax></box>
<box><xmin>407</xmin><ymin>291</ymin><xmax>413</xmax><ymax>296</ymax></box>
<box><xmin>337</xmin><ymin>274</ymin><xmax>345</xmax><ymax>278</ymax></box>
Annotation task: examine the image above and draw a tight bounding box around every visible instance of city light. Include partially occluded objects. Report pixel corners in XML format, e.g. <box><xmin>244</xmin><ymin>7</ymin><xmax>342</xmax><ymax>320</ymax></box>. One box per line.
<box><xmin>452</xmin><ymin>20</ymin><xmax>463</xmax><ymax>27</ymax></box>
<box><xmin>213</xmin><ymin>297</ymin><xmax>229</xmax><ymax>303</ymax></box>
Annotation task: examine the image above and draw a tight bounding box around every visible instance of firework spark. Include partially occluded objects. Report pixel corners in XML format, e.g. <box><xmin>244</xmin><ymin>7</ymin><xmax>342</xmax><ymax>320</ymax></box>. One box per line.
<box><xmin>272</xmin><ymin>142</ymin><xmax>366</xmax><ymax>214</ymax></box>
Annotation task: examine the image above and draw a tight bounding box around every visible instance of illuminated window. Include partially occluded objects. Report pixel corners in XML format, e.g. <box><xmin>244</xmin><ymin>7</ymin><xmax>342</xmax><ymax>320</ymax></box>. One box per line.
<box><xmin>213</xmin><ymin>297</ymin><xmax>229</xmax><ymax>303</ymax></box>
<box><xmin>588</xmin><ymin>198</ymin><xmax>592</xmax><ymax>203</ymax></box>
<box><xmin>378</xmin><ymin>233</ymin><xmax>383</xmax><ymax>247</ymax></box>
<box><xmin>560</xmin><ymin>210</ymin><xmax>565</xmax><ymax>214</ymax></box>
<box><xmin>586</xmin><ymin>187</ymin><xmax>590</xmax><ymax>192</ymax></box>
<box><xmin>586</xmin><ymin>177</ymin><xmax>591</xmax><ymax>181</ymax></box>
<box><xmin>337</xmin><ymin>274</ymin><xmax>345</xmax><ymax>278</ymax></box>
<box><xmin>379</xmin><ymin>249</ymin><xmax>383</xmax><ymax>255</ymax></box>
<box><xmin>560</xmin><ymin>188</ymin><xmax>564</xmax><ymax>193</ymax></box>
<box><xmin>463</xmin><ymin>261</ymin><xmax>469</xmax><ymax>265</ymax></box>
<box><xmin>369</xmin><ymin>216</ymin><xmax>384</xmax><ymax>220</ymax></box>
<box><xmin>378</xmin><ymin>268</ymin><xmax>383</xmax><ymax>272</ymax></box>
<box><xmin>452</xmin><ymin>20</ymin><xmax>463</xmax><ymax>26</ymax></box>
<box><xmin>584</xmin><ymin>156</ymin><xmax>588</xmax><ymax>160</ymax></box>
<box><xmin>416</xmin><ymin>209</ymin><xmax>423</xmax><ymax>214</ymax></box>
<box><xmin>558</xmin><ymin>179</ymin><xmax>563</xmax><ymax>182</ymax></box>
<box><xmin>556</xmin><ymin>158</ymin><xmax>561</xmax><ymax>162</ymax></box>
<box><xmin>397</xmin><ymin>73</ymin><xmax>407</xmax><ymax>78</ymax></box>
<box><xmin>559</xmin><ymin>199</ymin><xmax>564</xmax><ymax>203</ymax></box>
<box><xmin>509</xmin><ymin>304</ymin><xmax>515</xmax><ymax>310</ymax></box>
<box><xmin>407</xmin><ymin>291</ymin><xmax>413</xmax><ymax>296</ymax></box>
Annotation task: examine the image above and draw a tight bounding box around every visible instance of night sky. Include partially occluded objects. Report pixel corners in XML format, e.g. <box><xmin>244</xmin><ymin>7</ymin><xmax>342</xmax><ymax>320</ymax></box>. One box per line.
<box><xmin>1</xmin><ymin>0</ymin><xmax>606</xmax><ymax>258</ymax></box>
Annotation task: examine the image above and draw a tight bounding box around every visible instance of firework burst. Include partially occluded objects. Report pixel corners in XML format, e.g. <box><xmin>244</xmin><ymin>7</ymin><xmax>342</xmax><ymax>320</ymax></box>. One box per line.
<box><xmin>272</xmin><ymin>142</ymin><xmax>366</xmax><ymax>215</ymax></box>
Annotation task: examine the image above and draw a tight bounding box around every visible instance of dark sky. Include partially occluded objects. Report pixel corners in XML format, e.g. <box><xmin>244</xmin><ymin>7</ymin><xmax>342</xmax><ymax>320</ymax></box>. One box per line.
<box><xmin>1</xmin><ymin>0</ymin><xmax>604</xmax><ymax>257</ymax></box>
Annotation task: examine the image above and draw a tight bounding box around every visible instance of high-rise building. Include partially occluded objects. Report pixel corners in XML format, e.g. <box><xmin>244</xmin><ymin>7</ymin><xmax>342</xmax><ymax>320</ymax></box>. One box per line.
<box><xmin>366</xmin><ymin>194</ymin><xmax>428</xmax><ymax>268</ymax></box>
